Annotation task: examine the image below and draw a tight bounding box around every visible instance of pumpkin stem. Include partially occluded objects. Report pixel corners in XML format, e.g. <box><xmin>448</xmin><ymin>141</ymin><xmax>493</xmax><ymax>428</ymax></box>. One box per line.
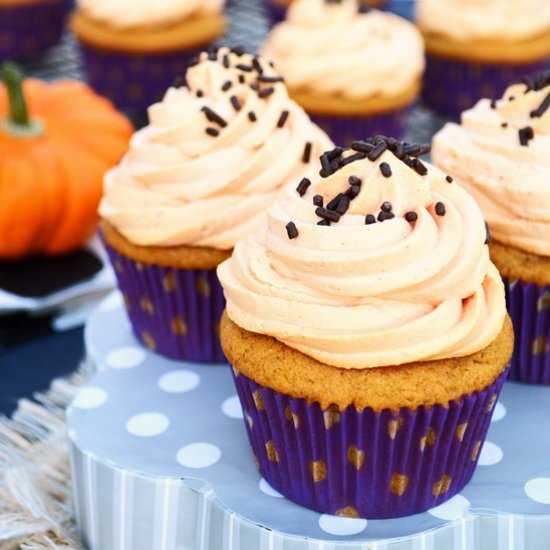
<box><xmin>2</xmin><ymin>62</ymin><xmax>30</xmax><ymax>126</ymax></box>
<box><xmin>1</xmin><ymin>61</ymin><xmax>43</xmax><ymax>138</ymax></box>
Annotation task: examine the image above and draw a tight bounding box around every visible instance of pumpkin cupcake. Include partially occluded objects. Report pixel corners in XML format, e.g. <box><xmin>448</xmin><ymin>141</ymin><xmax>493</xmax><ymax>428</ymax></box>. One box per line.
<box><xmin>261</xmin><ymin>0</ymin><xmax>424</xmax><ymax>143</ymax></box>
<box><xmin>0</xmin><ymin>0</ymin><xmax>71</xmax><ymax>61</ymax></box>
<box><xmin>99</xmin><ymin>47</ymin><xmax>333</xmax><ymax>363</ymax></box>
<box><xmin>263</xmin><ymin>0</ymin><xmax>387</xmax><ymax>25</ymax></box>
<box><xmin>218</xmin><ymin>136</ymin><xmax>513</xmax><ymax>518</ymax></box>
<box><xmin>432</xmin><ymin>73</ymin><xmax>550</xmax><ymax>384</ymax></box>
<box><xmin>70</xmin><ymin>0</ymin><xmax>227</xmax><ymax>112</ymax></box>
<box><xmin>416</xmin><ymin>0</ymin><xmax>550</xmax><ymax>119</ymax></box>
<box><xmin>0</xmin><ymin>62</ymin><xmax>132</xmax><ymax>259</ymax></box>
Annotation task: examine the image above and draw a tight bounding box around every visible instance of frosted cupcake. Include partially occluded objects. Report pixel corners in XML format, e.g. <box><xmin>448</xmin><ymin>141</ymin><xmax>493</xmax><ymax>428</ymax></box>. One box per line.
<box><xmin>263</xmin><ymin>0</ymin><xmax>387</xmax><ymax>25</ymax></box>
<box><xmin>416</xmin><ymin>0</ymin><xmax>550</xmax><ymax>119</ymax></box>
<box><xmin>433</xmin><ymin>73</ymin><xmax>550</xmax><ymax>384</ymax></box>
<box><xmin>99</xmin><ymin>47</ymin><xmax>333</xmax><ymax>363</ymax></box>
<box><xmin>0</xmin><ymin>0</ymin><xmax>71</xmax><ymax>61</ymax></box>
<box><xmin>218</xmin><ymin>136</ymin><xmax>513</xmax><ymax>518</ymax></box>
<box><xmin>70</xmin><ymin>0</ymin><xmax>227</xmax><ymax>112</ymax></box>
<box><xmin>261</xmin><ymin>0</ymin><xmax>424</xmax><ymax>142</ymax></box>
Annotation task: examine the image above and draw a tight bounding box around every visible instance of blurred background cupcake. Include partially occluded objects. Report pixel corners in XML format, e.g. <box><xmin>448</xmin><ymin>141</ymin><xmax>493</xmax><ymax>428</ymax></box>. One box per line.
<box><xmin>99</xmin><ymin>47</ymin><xmax>333</xmax><ymax>364</ymax></box>
<box><xmin>218</xmin><ymin>136</ymin><xmax>513</xmax><ymax>518</ymax></box>
<box><xmin>261</xmin><ymin>0</ymin><xmax>425</xmax><ymax>143</ymax></box>
<box><xmin>432</xmin><ymin>72</ymin><xmax>550</xmax><ymax>384</ymax></box>
<box><xmin>0</xmin><ymin>0</ymin><xmax>71</xmax><ymax>61</ymax></box>
<box><xmin>416</xmin><ymin>0</ymin><xmax>550</xmax><ymax>119</ymax></box>
<box><xmin>263</xmin><ymin>0</ymin><xmax>388</xmax><ymax>25</ymax></box>
<box><xmin>70</xmin><ymin>0</ymin><xmax>227</xmax><ymax>113</ymax></box>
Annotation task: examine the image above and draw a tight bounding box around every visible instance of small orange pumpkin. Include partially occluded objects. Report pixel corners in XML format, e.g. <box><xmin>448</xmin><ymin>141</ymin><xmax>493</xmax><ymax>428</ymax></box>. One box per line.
<box><xmin>0</xmin><ymin>62</ymin><xmax>132</xmax><ymax>259</ymax></box>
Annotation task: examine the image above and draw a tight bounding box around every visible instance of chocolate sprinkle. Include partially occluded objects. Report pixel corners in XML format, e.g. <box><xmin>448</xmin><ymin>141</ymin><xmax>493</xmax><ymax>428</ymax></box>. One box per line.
<box><xmin>405</xmin><ymin>211</ymin><xmax>418</xmax><ymax>223</ymax></box>
<box><xmin>501</xmin><ymin>122</ymin><xmax>508</xmax><ymax>128</ymax></box>
<box><xmin>236</xmin><ymin>63</ymin><xmax>253</xmax><ymax>72</ymax></box>
<box><xmin>435</xmin><ymin>202</ymin><xmax>446</xmax><ymax>216</ymax></box>
<box><xmin>530</xmin><ymin>90</ymin><xmax>550</xmax><ymax>118</ymax></box>
<box><xmin>377</xmin><ymin>211</ymin><xmax>395</xmax><ymax>222</ymax></box>
<box><xmin>365</xmin><ymin>214</ymin><xmax>376</xmax><ymax>225</ymax></box>
<box><xmin>221</xmin><ymin>80</ymin><xmax>232</xmax><ymax>92</ymax></box>
<box><xmin>412</xmin><ymin>158</ymin><xmax>428</xmax><ymax>176</ymax></box>
<box><xmin>518</xmin><ymin>126</ymin><xmax>534</xmax><ymax>146</ymax></box>
<box><xmin>201</xmin><ymin>106</ymin><xmax>227</xmax><ymax>128</ymax></box>
<box><xmin>379</xmin><ymin>162</ymin><xmax>392</xmax><ymax>178</ymax></box>
<box><xmin>380</xmin><ymin>201</ymin><xmax>392</xmax><ymax>213</ymax></box>
<box><xmin>277</xmin><ymin>110</ymin><xmax>290</xmax><ymax>128</ymax></box>
<box><xmin>490</xmin><ymin>99</ymin><xmax>497</xmax><ymax>109</ymax></box>
<box><xmin>258</xmin><ymin>87</ymin><xmax>275</xmax><ymax>98</ymax></box>
<box><xmin>196</xmin><ymin>89</ymin><xmax>204</xmax><ymax>97</ymax></box>
<box><xmin>302</xmin><ymin>142</ymin><xmax>312</xmax><ymax>163</ymax></box>
<box><xmin>485</xmin><ymin>222</ymin><xmax>491</xmax><ymax>245</ymax></box>
<box><xmin>296</xmin><ymin>177</ymin><xmax>311</xmax><ymax>197</ymax></box>
<box><xmin>286</xmin><ymin>222</ymin><xmax>298</xmax><ymax>239</ymax></box>
<box><xmin>252</xmin><ymin>56</ymin><xmax>263</xmax><ymax>75</ymax></box>
<box><xmin>222</xmin><ymin>54</ymin><xmax>230</xmax><ymax>68</ymax></box>
<box><xmin>335</xmin><ymin>195</ymin><xmax>350</xmax><ymax>215</ymax></box>
<box><xmin>313</xmin><ymin>195</ymin><xmax>324</xmax><ymax>207</ymax></box>
<box><xmin>326</xmin><ymin>193</ymin><xmax>344</xmax><ymax>211</ymax></box>
<box><xmin>205</xmin><ymin>127</ymin><xmax>219</xmax><ymax>137</ymax></box>
<box><xmin>258</xmin><ymin>75</ymin><xmax>285</xmax><ymax>83</ymax></box>
<box><xmin>367</xmin><ymin>141</ymin><xmax>387</xmax><ymax>161</ymax></box>
<box><xmin>348</xmin><ymin>175</ymin><xmax>362</xmax><ymax>186</ymax></box>
<box><xmin>345</xmin><ymin>185</ymin><xmax>361</xmax><ymax>199</ymax></box>
<box><xmin>315</xmin><ymin>207</ymin><xmax>341</xmax><ymax>223</ymax></box>
<box><xmin>318</xmin><ymin>219</ymin><xmax>331</xmax><ymax>226</ymax></box>
<box><xmin>230</xmin><ymin>95</ymin><xmax>242</xmax><ymax>111</ymax></box>
<box><xmin>238</xmin><ymin>74</ymin><xmax>246</xmax><ymax>84</ymax></box>
<box><xmin>247</xmin><ymin>111</ymin><xmax>257</xmax><ymax>122</ymax></box>
<box><xmin>446</xmin><ymin>175</ymin><xmax>453</xmax><ymax>183</ymax></box>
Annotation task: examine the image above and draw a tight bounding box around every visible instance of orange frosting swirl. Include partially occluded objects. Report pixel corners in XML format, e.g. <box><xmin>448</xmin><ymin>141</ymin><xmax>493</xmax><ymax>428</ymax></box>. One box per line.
<box><xmin>218</xmin><ymin>139</ymin><xmax>506</xmax><ymax>369</ymax></box>
<box><xmin>99</xmin><ymin>48</ymin><xmax>333</xmax><ymax>250</ymax></box>
<box><xmin>432</xmin><ymin>74</ymin><xmax>550</xmax><ymax>257</ymax></box>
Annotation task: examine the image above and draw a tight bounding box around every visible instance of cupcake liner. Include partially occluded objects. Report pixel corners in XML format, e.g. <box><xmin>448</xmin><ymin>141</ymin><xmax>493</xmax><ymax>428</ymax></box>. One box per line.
<box><xmin>263</xmin><ymin>0</ymin><xmax>288</xmax><ymax>24</ymax></box>
<box><xmin>422</xmin><ymin>53</ymin><xmax>549</xmax><ymax>120</ymax></box>
<box><xmin>77</xmin><ymin>44</ymin><xmax>202</xmax><ymax>113</ymax></box>
<box><xmin>505</xmin><ymin>278</ymin><xmax>550</xmax><ymax>384</ymax></box>
<box><xmin>232</xmin><ymin>367</ymin><xmax>508</xmax><ymax>519</ymax></box>
<box><xmin>311</xmin><ymin>107</ymin><xmax>411</xmax><ymax>145</ymax></box>
<box><xmin>0</xmin><ymin>0</ymin><xmax>70</xmax><ymax>61</ymax></box>
<box><xmin>102</xmin><ymin>240</ymin><xmax>226</xmax><ymax>364</ymax></box>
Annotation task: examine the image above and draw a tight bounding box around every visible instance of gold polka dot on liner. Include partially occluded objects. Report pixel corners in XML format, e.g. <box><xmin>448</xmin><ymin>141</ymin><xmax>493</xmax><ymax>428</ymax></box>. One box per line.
<box><xmin>347</xmin><ymin>445</ymin><xmax>365</xmax><ymax>471</ymax></box>
<box><xmin>284</xmin><ymin>405</ymin><xmax>300</xmax><ymax>429</ymax></box>
<box><xmin>388</xmin><ymin>416</ymin><xmax>404</xmax><ymax>440</ymax></box>
<box><xmin>141</xmin><ymin>331</ymin><xmax>156</xmax><ymax>351</ymax></box>
<box><xmin>139</xmin><ymin>296</ymin><xmax>155</xmax><ymax>315</ymax></box>
<box><xmin>389</xmin><ymin>473</ymin><xmax>409</xmax><ymax>496</ymax></box>
<box><xmin>532</xmin><ymin>335</ymin><xmax>549</xmax><ymax>356</ymax></box>
<box><xmin>455</xmin><ymin>423</ymin><xmax>468</xmax><ymax>442</ymax></box>
<box><xmin>433</xmin><ymin>474</ymin><xmax>452</xmax><ymax>497</ymax></box>
<box><xmin>310</xmin><ymin>460</ymin><xmax>327</xmax><ymax>483</ymax></box>
<box><xmin>266</xmin><ymin>440</ymin><xmax>279</xmax><ymax>463</ymax></box>
<box><xmin>335</xmin><ymin>506</ymin><xmax>360</xmax><ymax>518</ymax></box>
<box><xmin>419</xmin><ymin>427</ymin><xmax>437</xmax><ymax>451</ymax></box>
<box><xmin>252</xmin><ymin>390</ymin><xmax>265</xmax><ymax>411</ymax></box>
<box><xmin>323</xmin><ymin>406</ymin><xmax>340</xmax><ymax>430</ymax></box>
<box><xmin>196</xmin><ymin>276</ymin><xmax>211</xmax><ymax>298</ymax></box>
<box><xmin>171</xmin><ymin>316</ymin><xmax>188</xmax><ymax>336</ymax></box>
<box><xmin>163</xmin><ymin>272</ymin><xmax>177</xmax><ymax>293</ymax></box>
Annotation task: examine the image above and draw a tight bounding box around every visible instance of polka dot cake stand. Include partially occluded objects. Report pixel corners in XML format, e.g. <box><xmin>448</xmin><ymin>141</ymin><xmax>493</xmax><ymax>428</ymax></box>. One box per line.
<box><xmin>68</xmin><ymin>291</ymin><xmax>550</xmax><ymax>550</ymax></box>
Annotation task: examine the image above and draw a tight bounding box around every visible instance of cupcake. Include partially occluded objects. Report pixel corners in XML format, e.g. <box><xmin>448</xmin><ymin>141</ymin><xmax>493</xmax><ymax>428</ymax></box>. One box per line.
<box><xmin>432</xmin><ymin>73</ymin><xmax>550</xmax><ymax>384</ymax></box>
<box><xmin>261</xmin><ymin>0</ymin><xmax>424</xmax><ymax>142</ymax></box>
<box><xmin>263</xmin><ymin>0</ymin><xmax>387</xmax><ymax>25</ymax></box>
<box><xmin>0</xmin><ymin>0</ymin><xmax>71</xmax><ymax>61</ymax></box>
<box><xmin>217</xmin><ymin>136</ymin><xmax>513</xmax><ymax>518</ymax></box>
<box><xmin>416</xmin><ymin>0</ymin><xmax>550</xmax><ymax>119</ymax></box>
<box><xmin>70</xmin><ymin>0</ymin><xmax>227</xmax><ymax>112</ymax></box>
<box><xmin>99</xmin><ymin>47</ymin><xmax>333</xmax><ymax>363</ymax></box>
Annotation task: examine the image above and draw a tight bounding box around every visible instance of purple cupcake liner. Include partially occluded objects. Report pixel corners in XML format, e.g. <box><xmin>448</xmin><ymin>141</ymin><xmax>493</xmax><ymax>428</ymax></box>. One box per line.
<box><xmin>505</xmin><ymin>278</ymin><xmax>550</xmax><ymax>384</ymax></box>
<box><xmin>232</xmin><ymin>367</ymin><xmax>508</xmax><ymax>519</ymax></box>
<box><xmin>263</xmin><ymin>0</ymin><xmax>289</xmax><ymax>24</ymax></box>
<box><xmin>311</xmin><ymin>107</ymin><xmax>411</xmax><ymax>145</ymax></box>
<box><xmin>422</xmin><ymin>53</ymin><xmax>549</xmax><ymax>120</ymax></box>
<box><xmin>102</xmin><ymin>240</ymin><xmax>226</xmax><ymax>364</ymax></box>
<box><xmin>0</xmin><ymin>0</ymin><xmax>70</xmax><ymax>61</ymax></box>
<box><xmin>77</xmin><ymin>43</ymin><xmax>203</xmax><ymax>113</ymax></box>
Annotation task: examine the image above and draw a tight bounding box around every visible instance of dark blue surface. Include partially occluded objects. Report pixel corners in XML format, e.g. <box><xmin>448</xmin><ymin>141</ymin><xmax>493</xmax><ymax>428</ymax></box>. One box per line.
<box><xmin>0</xmin><ymin>325</ymin><xmax>83</xmax><ymax>416</ymax></box>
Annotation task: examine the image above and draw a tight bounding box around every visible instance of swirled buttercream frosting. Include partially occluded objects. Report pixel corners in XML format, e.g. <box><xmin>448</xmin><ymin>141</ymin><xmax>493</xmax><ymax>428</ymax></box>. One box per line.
<box><xmin>99</xmin><ymin>47</ymin><xmax>333</xmax><ymax>250</ymax></box>
<box><xmin>433</xmin><ymin>72</ymin><xmax>550</xmax><ymax>257</ymax></box>
<box><xmin>261</xmin><ymin>0</ymin><xmax>424</xmax><ymax>100</ymax></box>
<box><xmin>77</xmin><ymin>0</ymin><xmax>224</xmax><ymax>29</ymax></box>
<box><xmin>218</xmin><ymin>136</ymin><xmax>506</xmax><ymax>369</ymax></box>
<box><xmin>416</xmin><ymin>0</ymin><xmax>550</xmax><ymax>42</ymax></box>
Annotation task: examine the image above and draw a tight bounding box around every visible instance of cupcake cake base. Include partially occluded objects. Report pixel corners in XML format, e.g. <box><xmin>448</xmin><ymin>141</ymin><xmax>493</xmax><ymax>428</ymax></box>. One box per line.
<box><xmin>69</xmin><ymin>295</ymin><xmax>550</xmax><ymax>549</ymax></box>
